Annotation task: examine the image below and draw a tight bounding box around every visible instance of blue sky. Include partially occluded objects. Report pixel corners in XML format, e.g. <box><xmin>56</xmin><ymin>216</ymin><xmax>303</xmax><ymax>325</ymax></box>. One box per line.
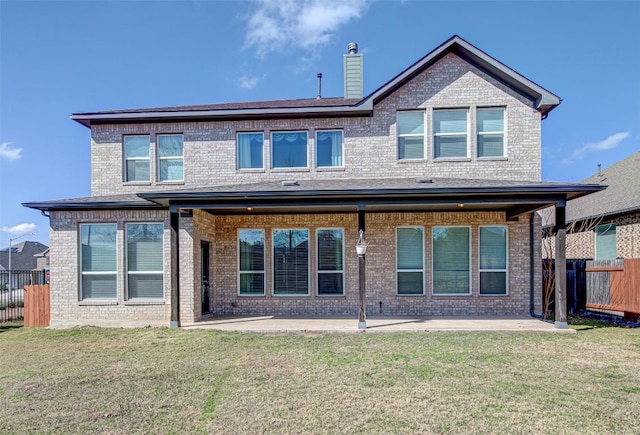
<box><xmin>1</xmin><ymin>0</ymin><xmax>638</xmax><ymax>246</ymax></box>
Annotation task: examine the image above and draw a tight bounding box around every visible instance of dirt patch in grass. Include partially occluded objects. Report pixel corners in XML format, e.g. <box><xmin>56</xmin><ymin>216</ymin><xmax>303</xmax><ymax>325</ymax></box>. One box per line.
<box><xmin>1</xmin><ymin>327</ymin><xmax>639</xmax><ymax>434</ymax></box>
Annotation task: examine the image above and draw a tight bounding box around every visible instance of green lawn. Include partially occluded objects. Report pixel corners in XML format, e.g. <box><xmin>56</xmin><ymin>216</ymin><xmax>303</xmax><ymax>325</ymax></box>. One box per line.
<box><xmin>1</xmin><ymin>323</ymin><xmax>638</xmax><ymax>434</ymax></box>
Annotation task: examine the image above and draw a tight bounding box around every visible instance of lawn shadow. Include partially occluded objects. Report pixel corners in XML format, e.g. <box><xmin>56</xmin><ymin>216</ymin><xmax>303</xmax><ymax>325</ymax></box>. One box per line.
<box><xmin>0</xmin><ymin>321</ymin><xmax>24</xmax><ymax>333</ymax></box>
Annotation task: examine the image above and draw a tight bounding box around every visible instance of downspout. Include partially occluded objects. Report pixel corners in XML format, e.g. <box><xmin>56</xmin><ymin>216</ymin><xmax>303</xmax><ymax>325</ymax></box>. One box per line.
<box><xmin>529</xmin><ymin>212</ymin><xmax>541</xmax><ymax>318</ymax></box>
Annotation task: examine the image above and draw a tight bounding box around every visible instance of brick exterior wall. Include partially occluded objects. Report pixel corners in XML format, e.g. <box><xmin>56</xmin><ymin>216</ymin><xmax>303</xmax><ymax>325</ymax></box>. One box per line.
<box><xmin>90</xmin><ymin>54</ymin><xmax>541</xmax><ymax>196</ymax></box>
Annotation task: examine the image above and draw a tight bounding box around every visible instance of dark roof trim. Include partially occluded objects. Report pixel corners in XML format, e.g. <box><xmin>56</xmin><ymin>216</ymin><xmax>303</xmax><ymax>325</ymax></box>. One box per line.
<box><xmin>22</xmin><ymin>200</ymin><xmax>165</xmax><ymax>212</ymax></box>
<box><xmin>70</xmin><ymin>35</ymin><xmax>560</xmax><ymax>128</ymax></box>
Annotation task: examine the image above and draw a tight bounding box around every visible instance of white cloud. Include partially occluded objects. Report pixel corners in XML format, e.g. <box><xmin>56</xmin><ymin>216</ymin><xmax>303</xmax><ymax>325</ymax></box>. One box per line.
<box><xmin>562</xmin><ymin>131</ymin><xmax>630</xmax><ymax>164</ymax></box>
<box><xmin>244</xmin><ymin>0</ymin><xmax>368</xmax><ymax>57</ymax></box>
<box><xmin>0</xmin><ymin>142</ymin><xmax>22</xmax><ymax>161</ymax></box>
<box><xmin>237</xmin><ymin>74</ymin><xmax>262</xmax><ymax>90</ymax></box>
<box><xmin>1</xmin><ymin>223</ymin><xmax>37</xmax><ymax>236</ymax></box>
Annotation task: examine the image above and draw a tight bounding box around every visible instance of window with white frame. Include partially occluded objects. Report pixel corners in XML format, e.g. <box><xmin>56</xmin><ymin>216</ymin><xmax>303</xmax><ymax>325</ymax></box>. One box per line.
<box><xmin>157</xmin><ymin>134</ymin><xmax>184</xmax><ymax>181</ymax></box>
<box><xmin>432</xmin><ymin>226</ymin><xmax>470</xmax><ymax>294</ymax></box>
<box><xmin>397</xmin><ymin>111</ymin><xmax>425</xmax><ymax>159</ymax></box>
<box><xmin>124</xmin><ymin>135</ymin><xmax>150</xmax><ymax>181</ymax></box>
<box><xmin>272</xmin><ymin>131</ymin><xmax>308</xmax><ymax>168</ymax></box>
<box><xmin>317</xmin><ymin>229</ymin><xmax>344</xmax><ymax>295</ymax></box>
<box><xmin>477</xmin><ymin>108</ymin><xmax>505</xmax><ymax>157</ymax></box>
<box><xmin>433</xmin><ymin>109</ymin><xmax>468</xmax><ymax>158</ymax></box>
<box><xmin>273</xmin><ymin>229</ymin><xmax>309</xmax><ymax>295</ymax></box>
<box><xmin>126</xmin><ymin>223</ymin><xmax>164</xmax><ymax>299</ymax></box>
<box><xmin>595</xmin><ymin>224</ymin><xmax>617</xmax><ymax>260</ymax></box>
<box><xmin>238</xmin><ymin>229</ymin><xmax>265</xmax><ymax>295</ymax></box>
<box><xmin>80</xmin><ymin>223</ymin><xmax>117</xmax><ymax>300</ymax></box>
<box><xmin>479</xmin><ymin>226</ymin><xmax>508</xmax><ymax>295</ymax></box>
<box><xmin>316</xmin><ymin>130</ymin><xmax>343</xmax><ymax>167</ymax></box>
<box><xmin>237</xmin><ymin>132</ymin><xmax>264</xmax><ymax>170</ymax></box>
<box><xmin>396</xmin><ymin>227</ymin><xmax>424</xmax><ymax>295</ymax></box>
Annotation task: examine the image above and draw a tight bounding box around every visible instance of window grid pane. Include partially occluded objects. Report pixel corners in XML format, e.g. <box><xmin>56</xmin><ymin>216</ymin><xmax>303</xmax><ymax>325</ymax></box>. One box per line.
<box><xmin>479</xmin><ymin>226</ymin><xmax>507</xmax><ymax>295</ymax></box>
<box><xmin>397</xmin><ymin>227</ymin><xmax>424</xmax><ymax>295</ymax></box>
<box><xmin>80</xmin><ymin>224</ymin><xmax>117</xmax><ymax>300</ymax></box>
<box><xmin>397</xmin><ymin>112</ymin><xmax>424</xmax><ymax>159</ymax></box>
<box><xmin>158</xmin><ymin>135</ymin><xmax>184</xmax><ymax>181</ymax></box>
<box><xmin>126</xmin><ymin>223</ymin><xmax>164</xmax><ymax>299</ymax></box>
<box><xmin>477</xmin><ymin>109</ymin><xmax>504</xmax><ymax>157</ymax></box>
<box><xmin>124</xmin><ymin>136</ymin><xmax>150</xmax><ymax>181</ymax></box>
<box><xmin>239</xmin><ymin>230</ymin><xmax>265</xmax><ymax>295</ymax></box>
<box><xmin>317</xmin><ymin>229</ymin><xmax>344</xmax><ymax>295</ymax></box>
<box><xmin>433</xmin><ymin>227</ymin><xmax>470</xmax><ymax>294</ymax></box>
<box><xmin>434</xmin><ymin>110</ymin><xmax>467</xmax><ymax>158</ymax></box>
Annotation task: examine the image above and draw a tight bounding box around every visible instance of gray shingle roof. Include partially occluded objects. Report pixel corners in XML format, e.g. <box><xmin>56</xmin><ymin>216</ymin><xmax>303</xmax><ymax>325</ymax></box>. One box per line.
<box><xmin>566</xmin><ymin>151</ymin><xmax>640</xmax><ymax>222</ymax></box>
<box><xmin>0</xmin><ymin>241</ymin><xmax>49</xmax><ymax>271</ymax></box>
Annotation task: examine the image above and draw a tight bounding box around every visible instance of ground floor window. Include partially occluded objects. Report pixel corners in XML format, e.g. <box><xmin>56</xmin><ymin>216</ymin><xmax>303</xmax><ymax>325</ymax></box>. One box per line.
<box><xmin>479</xmin><ymin>226</ymin><xmax>508</xmax><ymax>295</ymax></box>
<box><xmin>273</xmin><ymin>229</ymin><xmax>309</xmax><ymax>295</ymax></box>
<box><xmin>80</xmin><ymin>223</ymin><xmax>117</xmax><ymax>300</ymax></box>
<box><xmin>317</xmin><ymin>229</ymin><xmax>344</xmax><ymax>295</ymax></box>
<box><xmin>396</xmin><ymin>227</ymin><xmax>424</xmax><ymax>295</ymax></box>
<box><xmin>126</xmin><ymin>223</ymin><xmax>164</xmax><ymax>299</ymax></box>
<box><xmin>238</xmin><ymin>229</ymin><xmax>265</xmax><ymax>295</ymax></box>
<box><xmin>433</xmin><ymin>226</ymin><xmax>470</xmax><ymax>295</ymax></box>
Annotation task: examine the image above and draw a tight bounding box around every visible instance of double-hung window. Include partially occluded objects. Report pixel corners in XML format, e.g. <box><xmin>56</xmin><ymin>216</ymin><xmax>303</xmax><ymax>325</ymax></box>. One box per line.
<box><xmin>396</xmin><ymin>227</ymin><xmax>424</xmax><ymax>295</ymax></box>
<box><xmin>80</xmin><ymin>224</ymin><xmax>117</xmax><ymax>300</ymax></box>
<box><xmin>272</xmin><ymin>131</ymin><xmax>308</xmax><ymax>168</ymax></box>
<box><xmin>157</xmin><ymin>134</ymin><xmax>184</xmax><ymax>181</ymax></box>
<box><xmin>479</xmin><ymin>226</ymin><xmax>508</xmax><ymax>295</ymax></box>
<box><xmin>124</xmin><ymin>135</ymin><xmax>150</xmax><ymax>181</ymax></box>
<box><xmin>397</xmin><ymin>111</ymin><xmax>425</xmax><ymax>159</ymax></box>
<box><xmin>432</xmin><ymin>226</ymin><xmax>470</xmax><ymax>294</ymax></box>
<box><xmin>238</xmin><ymin>229</ymin><xmax>265</xmax><ymax>295</ymax></box>
<box><xmin>273</xmin><ymin>229</ymin><xmax>309</xmax><ymax>295</ymax></box>
<box><xmin>433</xmin><ymin>109</ymin><xmax>468</xmax><ymax>158</ymax></box>
<box><xmin>126</xmin><ymin>223</ymin><xmax>164</xmax><ymax>299</ymax></box>
<box><xmin>477</xmin><ymin>108</ymin><xmax>505</xmax><ymax>157</ymax></box>
<box><xmin>595</xmin><ymin>224</ymin><xmax>617</xmax><ymax>260</ymax></box>
<box><xmin>317</xmin><ymin>229</ymin><xmax>344</xmax><ymax>295</ymax></box>
<box><xmin>316</xmin><ymin>130</ymin><xmax>343</xmax><ymax>167</ymax></box>
<box><xmin>237</xmin><ymin>133</ymin><xmax>264</xmax><ymax>170</ymax></box>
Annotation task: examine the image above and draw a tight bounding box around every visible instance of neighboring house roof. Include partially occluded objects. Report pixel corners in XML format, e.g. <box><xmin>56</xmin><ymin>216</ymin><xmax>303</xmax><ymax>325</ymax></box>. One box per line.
<box><xmin>566</xmin><ymin>151</ymin><xmax>640</xmax><ymax>222</ymax></box>
<box><xmin>70</xmin><ymin>35</ymin><xmax>561</xmax><ymax>128</ymax></box>
<box><xmin>0</xmin><ymin>241</ymin><xmax>49</xmax><ymax>271</ymax></box>
<box><xmin>24</xmin><ymin>177</ymin><xmax>603</xmax><ymax>221</ymax></box>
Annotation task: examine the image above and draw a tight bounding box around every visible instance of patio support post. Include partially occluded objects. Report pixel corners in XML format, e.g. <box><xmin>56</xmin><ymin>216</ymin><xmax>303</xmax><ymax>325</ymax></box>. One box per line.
<box><xmin>554</xmin><ymin>202</ymin><xmax>568</xmax><ymax>329</ymax></box>
<box><xmin>357</xmin><ymin>207</ymin><xmax>367</xmax><ymax>329</ymax></box>
<box><xmin>170</xmin><ymin>210</ymin><xmax>181</xmax><ymax>328</ymax></box>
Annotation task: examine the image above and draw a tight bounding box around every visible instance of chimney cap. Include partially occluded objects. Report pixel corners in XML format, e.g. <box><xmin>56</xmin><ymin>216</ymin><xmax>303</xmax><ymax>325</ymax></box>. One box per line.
<box><xmin>347</xmin><ymin>42</ymin><xmax>358</xmax><ymax>54</ymax></box>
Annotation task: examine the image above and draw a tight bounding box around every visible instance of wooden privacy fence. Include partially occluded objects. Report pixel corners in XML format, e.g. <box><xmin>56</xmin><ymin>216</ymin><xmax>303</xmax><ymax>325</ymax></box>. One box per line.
<box><xmin>586</xmin><ymin>259</ymin><xmax>640</xmax><ymax>319</ymax></box>
<box><xmin>23</xmin><ymin>285</ymin><xmax>50</xmax><ymax>327</ymax></box>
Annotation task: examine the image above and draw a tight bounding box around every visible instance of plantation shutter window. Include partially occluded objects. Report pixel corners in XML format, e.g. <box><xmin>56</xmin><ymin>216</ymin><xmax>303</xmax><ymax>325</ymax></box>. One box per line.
<box><xmin>317</xmin><ymin>229</ymin><xmax>344</xmax><ymax>295</ymax></box>
<box><xmin>396</xmin><ymin>227</ymin><xmax>424</xmax><ymax>295</ymax></box>
<box><xmin>479</xmin><ymin>226</ymin><xmax>508</xmax><ymax>295</ymax></box>
<box><xmin>273</xmin><ymin>229</ymin><xmax>309</xmax><ymax>295</ymax></box>
<box><xmin>126</xmin><ymin>223</ymin><xmax>164</xmax><ymax>299</ymax></box>
<box><xmin>80</xmin><ymin>224</ymin><xmax>117</xmax><ymax>300</ymax></box>
<box><xmin>239</xmin><ymin>229</ymin><xmax>265</xmax><ymax>295</ymax></box>
<box><xmin>433</xmin><ymin>227</ymin><xmax>470</xmax><ymax>294</ymax></box>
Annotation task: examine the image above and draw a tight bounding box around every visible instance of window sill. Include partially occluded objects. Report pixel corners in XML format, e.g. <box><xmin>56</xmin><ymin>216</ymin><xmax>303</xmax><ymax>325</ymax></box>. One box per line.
<box><xmin>271</xmin><ymin>168</ymin><xmax>311</xmax><ymax>173</ymax></box>
<box><xmin>396</xmin><ymin>293</ymin><xmax>426</xmax><ymax>297</ymax></box>
<box><xmin>316</xmin><ymin>294</ymin><xmax>346</xmax><ymax>297</ymax></box>
<box><xmin>156</xmin><ymin>181</ymin><xmax>185</xmax><ymax>185</ymax></box>
<box><xmin>237</xmin><ymin>293</ymin><xmax>266</xmax><ymax>297</ymax></box>
<box><xmin>123</xmin><ymin>181</ymin><xmax>152</xmax><ymax>186</ymax></box>
<box><xmin>431</xmin><ymin>293</ymin><xmax>472</xmax><ymax>297</ymax></box>
<box><xmin>124</xmin><ymin>299</ymin><xmax>166</xmax><ymax>305</ymax></box>
<box><xmin>397</xmin><ymin>159</ymin><xmax>426</xmax><ymax>163</ymax></box>
<box><xmin>272</xmin><ymin>294</ymin><xmax>311</xmax><ymax>297</ymax></box>
<box><xmin>477</xmin><ymin>156</ymin><xmax>508</xmax><ymax>161</ymax></box>
<box><xmin>479</xmin><ymin>293</ymin><xmax>509</xmax><ymax>297</ymax></box>
<box><xmin>79</xmin><ymin>300</ymin><xmax>118</xmax><ymax>306</ymax></box>
<box><xmin>316</xmin><ymin>167</ymin><xmax>345</xmax><ymax>172</ymax></box>
<box><xmin>237</xmin><ymin>168</ymin><xmax>266</xmax><ymax>173</ymax></box>
<box><xmin>433</xmin><ymin>157</ymin><xmax>471</xmax><ymax>163</ymax></box>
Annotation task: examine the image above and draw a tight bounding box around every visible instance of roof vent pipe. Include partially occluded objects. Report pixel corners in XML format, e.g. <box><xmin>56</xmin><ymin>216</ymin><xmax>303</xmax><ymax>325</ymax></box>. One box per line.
<box><xmin>348</xmin><ymin>42</ymin><xmax>358</xmax><ymax>54</ymax></box>
<box><xmin>597</xmin><ymin>163</ymin><xmax>602</xmax><ymax>177</ymax></box>
<box><xmin>317</xmin><ymin>72</ymin><xmax>322</xmax><ymax>99</ymax></box>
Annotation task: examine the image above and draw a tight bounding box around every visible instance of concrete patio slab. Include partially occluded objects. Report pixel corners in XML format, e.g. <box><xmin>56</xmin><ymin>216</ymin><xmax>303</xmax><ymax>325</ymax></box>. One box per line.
<box><xmin>181</xmin><ymin>315</ymin><xmax>575</xmax><ymax>333</ymax></box>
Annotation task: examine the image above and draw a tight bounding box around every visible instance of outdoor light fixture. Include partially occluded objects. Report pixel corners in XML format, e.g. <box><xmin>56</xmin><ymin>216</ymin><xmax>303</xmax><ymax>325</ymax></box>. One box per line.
<box><xmin>355</xmin><ymin>229</ymin><xmax>367</xmax><ymax>256</ymax></box>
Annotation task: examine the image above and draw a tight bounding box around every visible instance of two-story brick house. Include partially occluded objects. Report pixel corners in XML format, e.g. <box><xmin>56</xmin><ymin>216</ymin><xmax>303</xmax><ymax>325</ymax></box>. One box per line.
<box><xmin>25</xmin><ymin>36</ymin><xmax>602</xmax><ymax>328</ymax></box>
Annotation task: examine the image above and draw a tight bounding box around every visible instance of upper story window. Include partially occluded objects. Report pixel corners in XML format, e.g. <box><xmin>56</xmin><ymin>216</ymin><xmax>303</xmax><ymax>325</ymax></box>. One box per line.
<box><xmin>157</xmin><ymin>134</ymin><xmax>184</xmax><ymax>181</ymax></box>
<box><xmin>272</xmin><ymin>131</ymin><xmax>308</xmax><ymax>168</ymax></box>
<box><xmin>316</xmin><ymin>130</ymin><xmax>343</xmax><ymax>167</ymax></box>
<box><xmin>433</xmin><ymin>109</ymin><xmax>468</xmax><ymax>159</ymax></box>
<box><xmin>477</xmin><ymin>108</ymin><xmax>505</xmax><ymax>157</ymax></box>
<box><xmin>237</xmin><ymin>132</ymin><xmax>264</xmax><ymax>170</ymax></box>
<box><xmin>397</xmin><ymin>111</ymin><xmax>424</xmax><ymax>159</ymax></box>
<box><xmin>80</xmin><ymin>223</ymin><xmax>117</xmax><ymax>300</ymax></box>
<box><xmin>595</xmin><ymin>224</ymin><xmax>617</xmax><ymax>260</ymax></box>
<box><xmin>124</xmin><ymin>135</ymin><xmax>150</xmax><ymax>182</ymax></box>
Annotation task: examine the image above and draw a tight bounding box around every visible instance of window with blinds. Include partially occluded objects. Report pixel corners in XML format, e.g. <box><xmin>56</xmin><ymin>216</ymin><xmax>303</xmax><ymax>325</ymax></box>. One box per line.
<box><xmin>433</xmin><ymin>226</ymin><xmax>470</xmax><ymax>294</ymax></box>
<box><xmin>124</xmin><ymin>135</ymin><xmax>150</xmax><ymax>182</ymax></box>
<box><xmin>479</xmin><ymin>226</ymin><xmax>508</xmax><ymax>295</ymax></box>
<box><xmin>396</xmin><ymin>227</ymin><xmax>424</xmax><ymax>295</ymax></box>
<box><xmin>80</xmin><ymin>223</ymin><xmax>117</xmax><ymax>300</ymax></box>
<box><xmin>477</xmin><ymin>108</ymin><xmax>505</xmax><ymax>158</ymax></box>
<box><xmin>433</xmin><ymin>109</ymin><xmax>468</xmax><ymax>158</ymax></box>
<box><xmin>397</xmin><ymin>111</ymin><xmax>425</xmax><ymax>159</ymax></box>
<box><xmin>238</xmin><ymin>229</ymin><xmax>265</xmax><ymax>295</ymax></box>
<box><xmin>317</xmin><ymin>229</ymin><xmax>344</xmax><ymax>295</ymax></box>
<box><xmin>157</xmin><ymin>134</ymin><xmax>184</xmax><ymax>181</ymax></box>
<box><xmin>126</xmin><ymin>223</ymin><xmax>164</xmax><ymax>299</ymax></box>
<box><xmin>273</xmin><ymin>229</ymin><xmax>309</xmax><ymax>295</ymax></box>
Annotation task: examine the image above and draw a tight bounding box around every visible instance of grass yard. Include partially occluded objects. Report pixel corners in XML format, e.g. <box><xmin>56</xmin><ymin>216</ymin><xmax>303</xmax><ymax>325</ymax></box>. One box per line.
<box><xmin>1</xmin><ymin>323</ymin><xmax>639</xmax><ymax>434</ymax></box>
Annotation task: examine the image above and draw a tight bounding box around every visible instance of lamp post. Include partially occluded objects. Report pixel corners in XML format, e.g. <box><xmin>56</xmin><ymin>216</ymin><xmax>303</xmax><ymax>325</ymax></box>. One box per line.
<box><xmin>356</xmin><ymin>229</ymin><xmax>367</xmax><ymax>329</ymax></box>
<box><xmin>8</xmin><ymin>232</ymin><xmax>35</xmax><ymax>302</ymax></box>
